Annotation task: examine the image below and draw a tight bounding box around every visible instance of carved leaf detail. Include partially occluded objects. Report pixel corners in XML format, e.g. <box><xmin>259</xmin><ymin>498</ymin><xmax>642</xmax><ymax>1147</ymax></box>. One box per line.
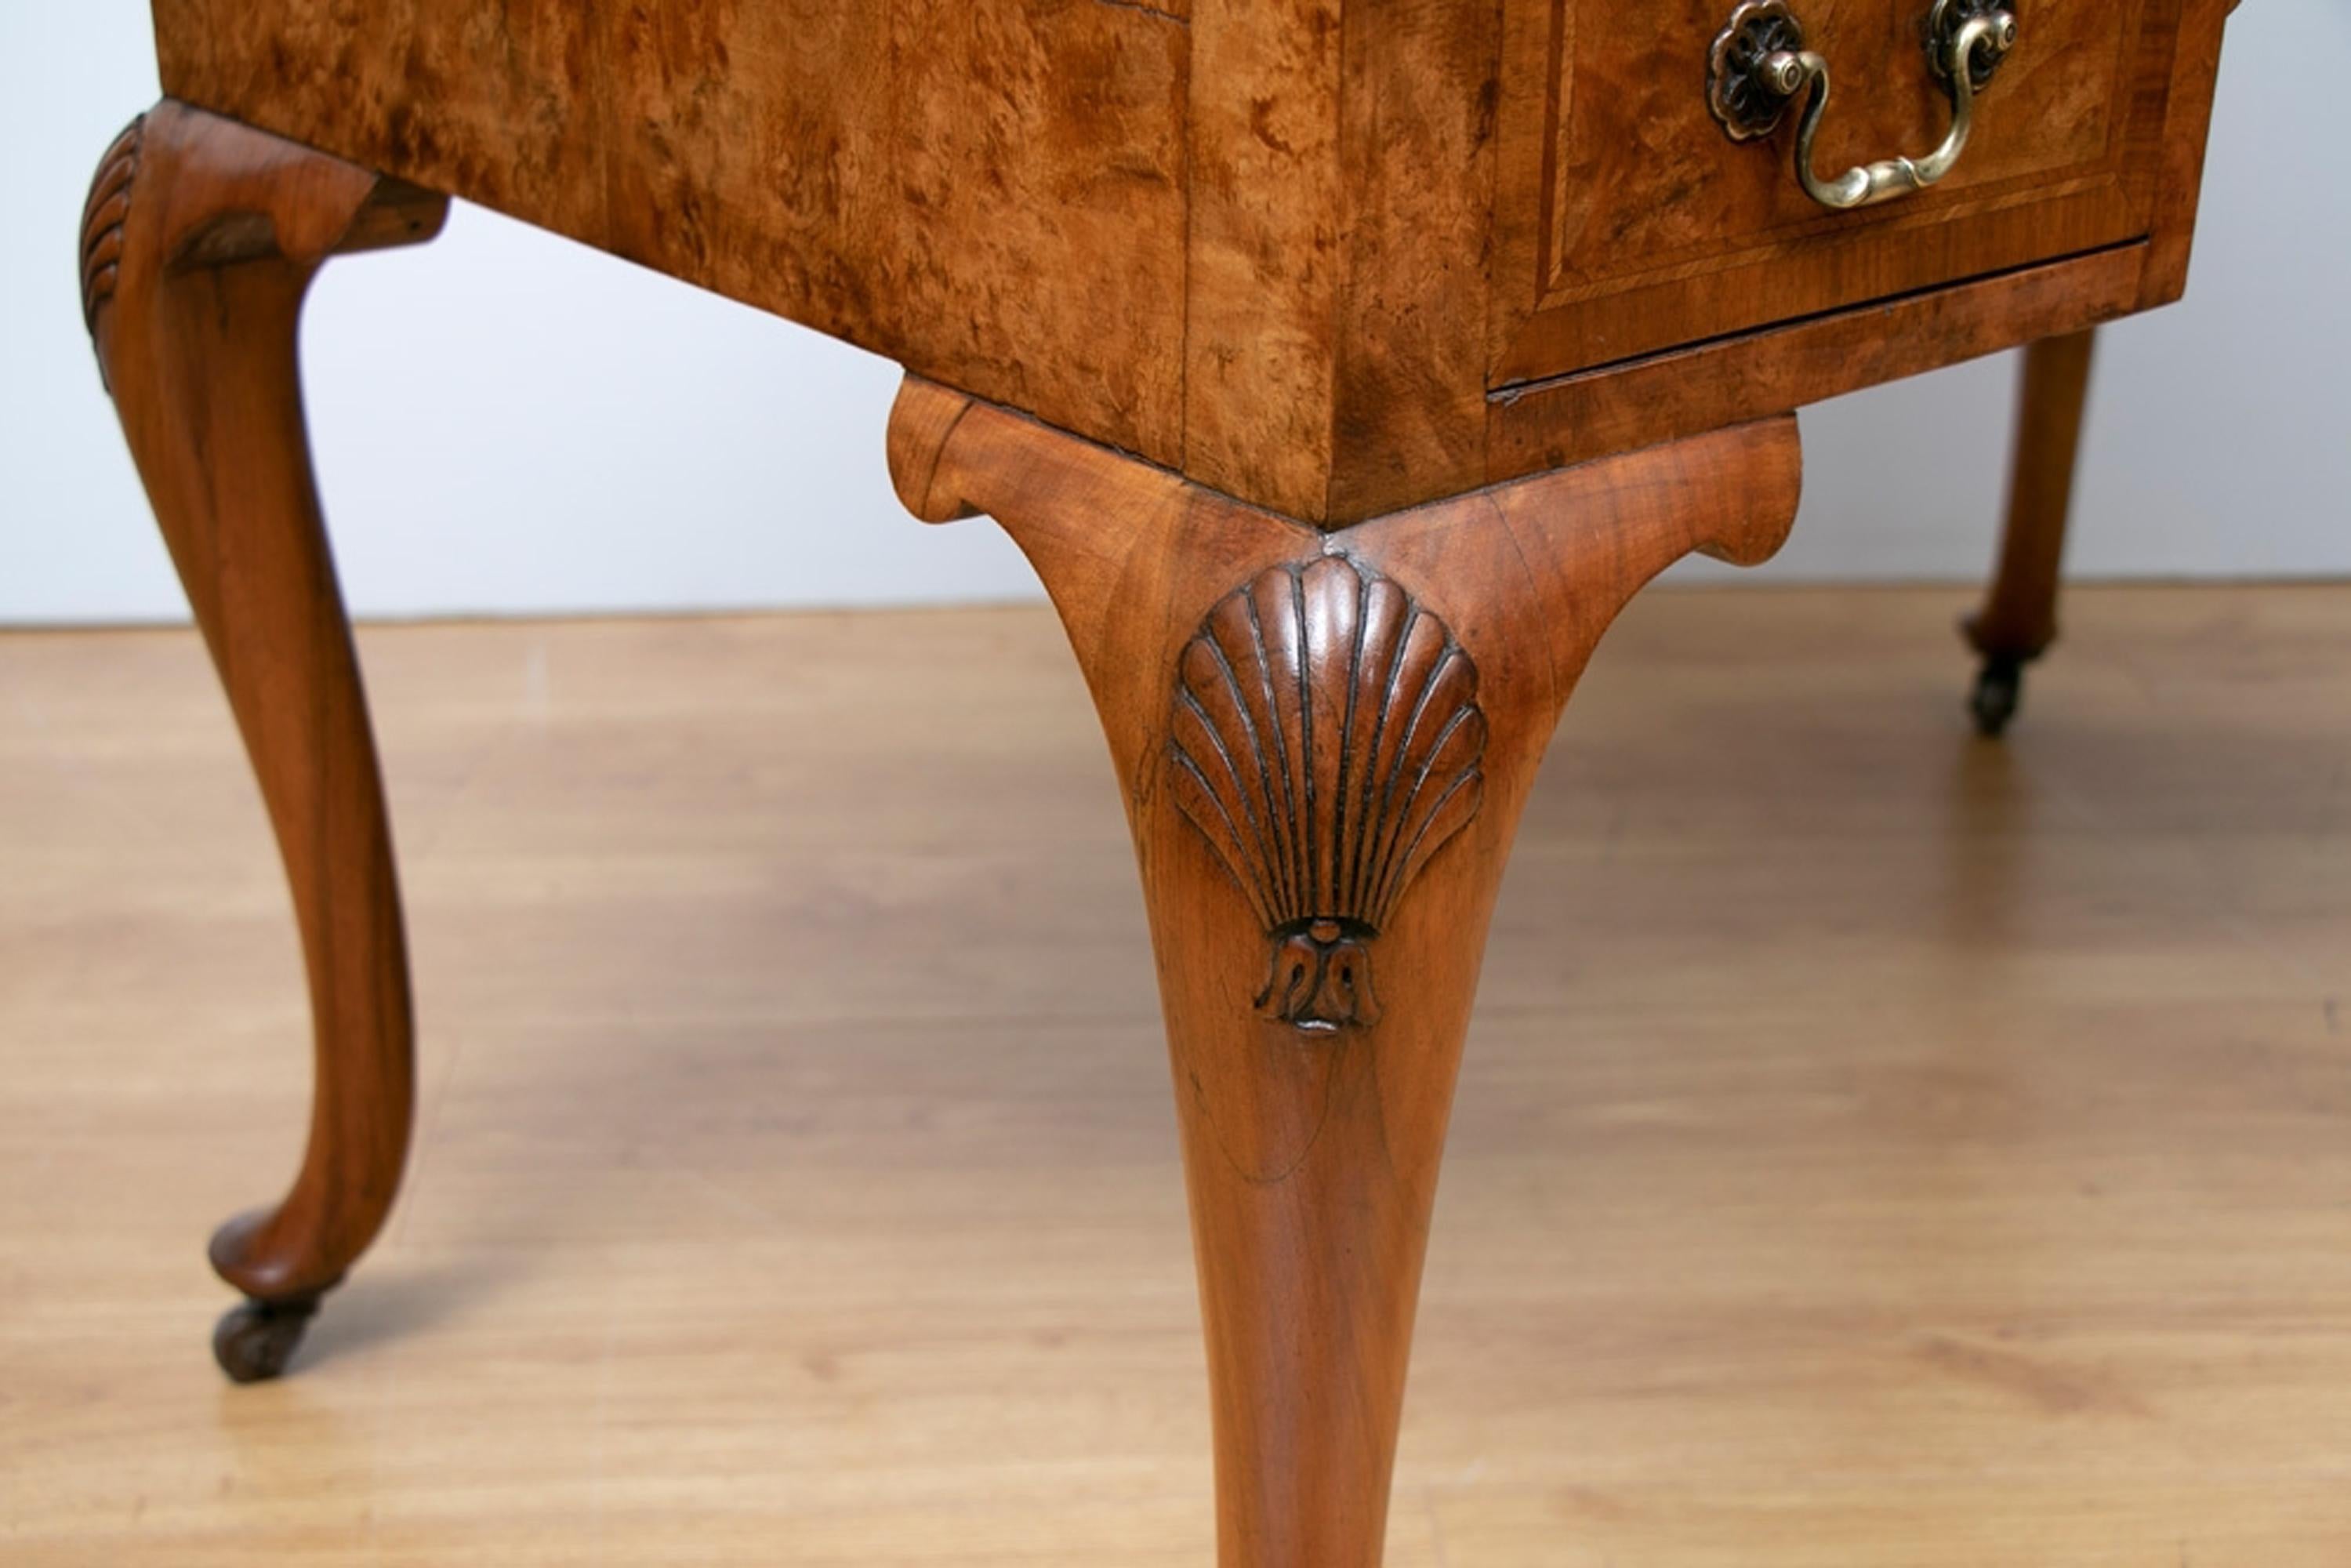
<box><xmin>1169</xmin><ymin>556</ymin><xmax>1486</xmax><ymax>1030</ymax></box>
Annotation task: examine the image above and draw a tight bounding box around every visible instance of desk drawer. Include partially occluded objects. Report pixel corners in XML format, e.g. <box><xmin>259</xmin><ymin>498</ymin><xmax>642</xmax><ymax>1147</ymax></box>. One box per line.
<box><xmin>1490</xmin><ymin>0</ymin><xmax>2197</xmax><ymax>386</ymax></box>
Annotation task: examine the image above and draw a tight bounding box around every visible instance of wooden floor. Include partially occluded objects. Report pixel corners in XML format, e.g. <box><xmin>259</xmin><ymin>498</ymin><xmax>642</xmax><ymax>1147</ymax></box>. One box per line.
<box><xmin>3</xmin><ymin>585</ymin><xmax>2348</xmax><ymax>1566</ymax></box>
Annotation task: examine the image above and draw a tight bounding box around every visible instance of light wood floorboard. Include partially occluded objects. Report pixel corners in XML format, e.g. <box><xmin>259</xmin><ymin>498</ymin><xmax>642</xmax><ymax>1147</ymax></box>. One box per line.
<box><xmin>2</xmin><ymin>585</ymin><xmax>2348</xmax><ymax>1564</ymax></box>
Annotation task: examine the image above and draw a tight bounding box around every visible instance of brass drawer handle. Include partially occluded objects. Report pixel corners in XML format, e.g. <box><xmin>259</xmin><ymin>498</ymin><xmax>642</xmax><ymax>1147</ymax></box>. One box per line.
<box><xmin>1707</xmin><ymin>0</ymin><xmax>2019</xmax><ymax>210</ymax></box>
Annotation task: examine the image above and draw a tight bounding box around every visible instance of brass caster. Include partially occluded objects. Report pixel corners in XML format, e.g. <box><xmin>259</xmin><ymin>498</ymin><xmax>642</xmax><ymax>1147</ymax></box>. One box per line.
<box><xmin>1970</xmin><ymin>655</ymin><xmax>2025</xmax><ymax>738</ymax></box>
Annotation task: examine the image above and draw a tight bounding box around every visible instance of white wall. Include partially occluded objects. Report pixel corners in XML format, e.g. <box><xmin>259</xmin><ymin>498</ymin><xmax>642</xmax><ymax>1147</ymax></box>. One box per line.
<box><xmin>3</xmin><ymin>1</ymin><xmax>2344</xmax><ymax>626</ymax></box>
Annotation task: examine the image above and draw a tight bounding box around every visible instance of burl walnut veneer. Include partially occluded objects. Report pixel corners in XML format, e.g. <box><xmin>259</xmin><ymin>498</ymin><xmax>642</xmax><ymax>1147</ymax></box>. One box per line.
<box><xmin>82</xmin><ymin>1</ymin><xmax>2233</xmax><ymax>1561</ymax></box>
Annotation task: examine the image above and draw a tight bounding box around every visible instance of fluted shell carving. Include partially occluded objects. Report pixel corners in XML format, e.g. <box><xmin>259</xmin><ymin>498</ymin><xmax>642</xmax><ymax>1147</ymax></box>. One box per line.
<box><xmin>1168</xmin><ymin>555</ymin><xmax>1486</xmax><ymax>1032</ymax></box>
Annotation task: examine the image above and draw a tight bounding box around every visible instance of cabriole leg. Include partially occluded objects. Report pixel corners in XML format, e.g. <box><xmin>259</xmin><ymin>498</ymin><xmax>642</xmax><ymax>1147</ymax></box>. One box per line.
<box><xmin>889</xmin><ymin>378</ymin><xmax>1801</xmax><ymax>1566</ymax></box>
<box><xmin>82</xmin><ymin>101</ymin><xmax>447</xmax><ymax>1381</ymax></box>
<box><xmin>1966</xmin><ymin>328</ymin><xmax>2096</xmax><ymax>736</ymax></box>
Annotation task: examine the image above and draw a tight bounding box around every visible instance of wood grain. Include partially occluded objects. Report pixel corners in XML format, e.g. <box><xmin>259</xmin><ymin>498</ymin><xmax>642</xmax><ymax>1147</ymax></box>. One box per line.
<box><xmin>2136</xmin><ymin>0</ymin><xmax>2237</xmax><ymax>308</ymax></box>
<box><xmin>1325</xmin><ymin>0</ymin><xmax>1503</xmax><ymax>521</ymax></box>
<box><xmin>1181</xmin><ymin>0</ymin><xmax>1346</xmax><ymax>516</ymax></box>
<box><xmin>143</xmin><ymin>0</ymin><xmax>2231</xmax><ymax>525</ymax></box>
<box><xmin>891</xmin><ymin>376</ymin><xmax>1801</xmax><ymax>1567</ymax></box>
<box><xmin>82</xmin><ymin>100</ymin><xmax>445</xmax><ymax>1377</ymax></box>
<box><xmin>1969</xmin><ymin>327</ymin><xmax>2097</xmax><ymax>666</ymax></box>
<box><xmin>7</xmin><ymin>585</ymin><xmax>2351</xmax><ymax>1563</ymax></box>
<box><xmin>151</xmin><ymin>0</ymin><xmax>1191</xmax><ymax>464</ymax></box>
<box><xmin>1486</xmin><ymin>241</ymin><xmax>2145</xmax><ymax>483</ymax></box>
<box><xmin>1488</xmin><ymin>0</ymin><xmax>2197</xmax><ymax>384</ymax></box>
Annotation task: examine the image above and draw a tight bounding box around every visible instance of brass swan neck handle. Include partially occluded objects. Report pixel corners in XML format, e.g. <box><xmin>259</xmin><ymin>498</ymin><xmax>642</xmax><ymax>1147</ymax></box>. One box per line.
<box><xmin>1708</xmin><ymin>0</ymin><xmax>2020</xmax><ymax>212</ymax></box>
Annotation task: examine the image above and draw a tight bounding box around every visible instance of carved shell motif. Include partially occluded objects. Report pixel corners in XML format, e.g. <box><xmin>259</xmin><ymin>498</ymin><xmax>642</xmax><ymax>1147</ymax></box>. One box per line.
<box><xmin>1168</xmin><ymin>555</ymin><xmax>1486</xmax><ymax>1032</ymax></box>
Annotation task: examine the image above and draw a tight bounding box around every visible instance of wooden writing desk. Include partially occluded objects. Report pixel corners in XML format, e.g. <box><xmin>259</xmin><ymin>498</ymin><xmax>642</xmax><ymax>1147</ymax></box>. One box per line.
<box><xmin>82</xmin><ymin>2</ymin><xmax>2233</xmax><ymax>1562</ymax></box>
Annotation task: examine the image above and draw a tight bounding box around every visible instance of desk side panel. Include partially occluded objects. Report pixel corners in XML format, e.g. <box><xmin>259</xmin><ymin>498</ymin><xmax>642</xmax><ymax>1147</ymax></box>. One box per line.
<box><xmin>152</xmin><ymin>0</ymin><xmax>1189</xmax><ymax>464</ymax></box>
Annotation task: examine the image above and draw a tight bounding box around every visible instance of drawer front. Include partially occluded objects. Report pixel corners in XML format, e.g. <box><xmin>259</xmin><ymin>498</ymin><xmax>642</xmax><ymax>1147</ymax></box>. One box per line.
<box><xmin>1490</xmin><ymin>0</ymin><xmax>2190</xmax><ymax>386</ymax></box>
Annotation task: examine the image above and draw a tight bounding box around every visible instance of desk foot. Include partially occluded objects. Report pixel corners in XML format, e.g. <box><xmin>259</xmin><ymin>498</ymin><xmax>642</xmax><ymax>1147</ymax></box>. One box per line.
<box><xmin>82</xmin><ymin>103</ymin><xmax>448</xmax><ymax>1380</ymax></box>
<box><xmin>212</xmin><ymin>1294</ymin><xmax>322</xmax><ymax>1385</ymax></box>
<box><xmin>890</xmin><ymin>377</ymin><xmax>1801</xmax><ymax>1567</ymax></box>
<box><xmin>1970</xmin><ymin>654</ymin><xmax>2026</xmax><ymax>737</ymax></box>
